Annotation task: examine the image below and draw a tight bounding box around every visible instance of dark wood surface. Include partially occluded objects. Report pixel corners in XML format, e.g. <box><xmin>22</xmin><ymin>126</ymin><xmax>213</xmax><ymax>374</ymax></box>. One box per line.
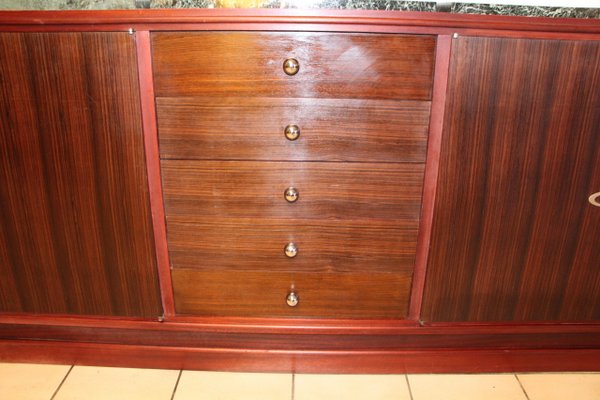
<box><xmin>1</xmin><ymin>9</ymin><xmax>600</xmax><ymax>36</ymax></box>
<box><xmin>2</xmin><ymin>315</ymin><xmax>599</xmax><ymax>350</ymax></box>
<box><xmin>157</xmin><ymin>98</ymin><xmax>430</xmax><ymax>162</ymax></box>
<box><xmin>422</xmin><ymin>36</ymin><xmax>600</xmax><ymax>322</ymax></box>
<box><xmin>162</xmin><ymin>161</ymin><xmax>424</xmax><ymax>220</ymax></box>
<box><xmin>152</xmin><ymin>32</ymin><xmax>435</xmax><ymax>100</ymax></box>
<box><xmin>408</xmin><ymin>35</ymin><xmax>452</xmax><ymax>320</ymax></box>
<box><xmin>167</xmin><ymin>217</ymin><xmax>418</xmax><ymax>273</ymax></box>
<box><xmin>0</xmin><ymin>32</ymin><xmax>162</xmax><ymax>317</ymax></box>
<box><xmin>2</xmin><ymin>339</ymin><xmax>599</xmax><ymax>373</ymax></box>
<box><xmin>136</xmin><ymin>31</ymin><xmax>176</xmax><ymax>318</ymax></box>
<box><xmin>172</xmin><ymin>269</ymin><xmax>411</xmax><ymax>318</ymax></box>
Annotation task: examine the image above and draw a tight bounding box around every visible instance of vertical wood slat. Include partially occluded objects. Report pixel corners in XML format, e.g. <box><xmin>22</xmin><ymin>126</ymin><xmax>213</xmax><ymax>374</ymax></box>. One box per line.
<box><xmin>408</xmin><ymin>35</ymin><xmax>453</xmax><ymax>321</ymax></box>
<box><xmin>136</xmin><ymin>30</ymin><xmax>175</xmax><ymax>319</ymax></box>
<box><xmin>0</xmin><ymin>32</ymin><xmax>162</xmax><ymax>317</ymax></box>
<box><xmin>422</xmin><ymin>36</ymin><xmax>600</xmax><ymax>322</ymax></box>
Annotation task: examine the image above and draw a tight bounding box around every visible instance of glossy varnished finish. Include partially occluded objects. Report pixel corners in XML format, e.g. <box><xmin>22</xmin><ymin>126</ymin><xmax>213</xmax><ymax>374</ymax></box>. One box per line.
<box><xmin>167</xmin><ymin>217</ymin><xmax>418</xmax><ymax>273</ymax></box>
<box><xmin>157</xmin><ymin>98</ymin><xmax>430</xmax><ymax>162</ymax></box>
<box><xmin>422</xmin><ymin>36</ymin><xmax>600</xmax><ymax>322</ymax></box>
<box><xmin>172</xmin><ymin>269</ymin><xmax>411</xmax><ymax>318</ymax></box>
<box><xmin>161</xmin><ymin>161</ymin><xmax>425</xmax><ymax>220</ymax></box>
<box><xmin>152</xmin><ymin>32</ymin><xmax>436</xmax><ymax>100</ymax></box>
<box><xmin>1</xmin><ymin>10</ymin><xmax>599</xmax><ymax>374</ymax></box>
<box><xmin>0</xmin><ymin>32</ymin><xmax>162</xmax><ymax>317</ymax></box>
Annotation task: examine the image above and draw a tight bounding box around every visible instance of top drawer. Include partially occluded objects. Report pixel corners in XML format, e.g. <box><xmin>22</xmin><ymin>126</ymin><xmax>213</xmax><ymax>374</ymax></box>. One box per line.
<box><xmin>152</xmin><ymin>32</ymin><xmax>436</xmax><ymax>100</ymax></box>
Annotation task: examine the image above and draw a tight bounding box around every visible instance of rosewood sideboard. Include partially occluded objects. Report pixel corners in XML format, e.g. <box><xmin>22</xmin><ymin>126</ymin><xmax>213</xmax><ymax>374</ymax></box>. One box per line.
<box><xmin>0</xmin><ymin>9</ymin><xmax>598</xmax><ymax>373</ymax></box>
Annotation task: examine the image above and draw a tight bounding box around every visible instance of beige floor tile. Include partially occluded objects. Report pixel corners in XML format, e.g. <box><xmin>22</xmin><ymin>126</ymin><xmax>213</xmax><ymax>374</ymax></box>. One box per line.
<box><xmin>173</xmin><ymin>371</ymin><xmax>292</xmax><ymax>400</ymax></box>
<box><xmin>54</xmin><ymin>365</ymin><xmax>179</xmax><ymax>400</ymax></box>
<box><xmin>294</xmin><ymin>374</ymin><xmax>411</xmax><ymax>400</ymax></box>
<box><xmin>0</xmin><ymin>362</ymin><xmax>71</xmax><ymax>400</ymax></box>
<box><xmin>517</xmin><ymin>373</ymin><xmax>600</xmax><ymax>400</ymax></box>
<box><xmin>408</xmin><ymin>374</ymin><xmax>527</xmax><ymax>400</ymax></box>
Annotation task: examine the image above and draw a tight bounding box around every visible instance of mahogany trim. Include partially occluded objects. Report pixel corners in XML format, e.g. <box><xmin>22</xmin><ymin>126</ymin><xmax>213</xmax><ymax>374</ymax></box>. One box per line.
<box><xmin>135</xmin><ymin>30</ymin><xmax>175</xmax><ymax>319</ymax></box>
<box><xmin>1</xmin><ymin>340</ymin><xmax>598</xmax><ymax>373</ymax></box>
<box><xmin>408</xmin><ymin>34</ymin><xmax>452</xmax><ymax>321</ymax></box>
<box><xmin>1</xmin><ymin>313</ymin><xmax>599</xmax><ymax>336</ymax></box>
<box><xmin>0</xmin><ymin>9</ymin><xmax>599</xmax><ymax>35</ymax></box>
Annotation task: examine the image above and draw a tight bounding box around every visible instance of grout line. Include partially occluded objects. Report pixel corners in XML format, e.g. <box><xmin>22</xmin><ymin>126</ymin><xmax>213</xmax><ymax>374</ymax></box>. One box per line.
<box><xmin>515</xmin><ymin>374</ymin><xmax>531</xmax><ymax>400</ymax></box>
<box><xmin>170</xmin><ymin>369</ymin><xmax>183</xmax><ymax>400</ymax></box>
<box><xmin>405</xmin><ymin>374</ymin><xmax>414</xmax><ymax>400</ymax></box>
<box><xmin>50</xmin><ymin>365</ymin><xmax>74</xmax><ymax>400</ymax></box>
<box><xmin>291</xmin><ymin>373</ymin><xmax>295</xmax><ymax>400</ymax></box>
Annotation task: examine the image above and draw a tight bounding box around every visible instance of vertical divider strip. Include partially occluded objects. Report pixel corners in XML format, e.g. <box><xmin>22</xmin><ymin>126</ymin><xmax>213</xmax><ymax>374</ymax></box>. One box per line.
<box><xmin>135</xmin><ymin>30</ymin><xmax>176</xmax><ymax>319</ymax></box>
<box><xmin>408</xmin><ymin>34</ymin><xmax>453</xmax><ymax>321</ymax></box>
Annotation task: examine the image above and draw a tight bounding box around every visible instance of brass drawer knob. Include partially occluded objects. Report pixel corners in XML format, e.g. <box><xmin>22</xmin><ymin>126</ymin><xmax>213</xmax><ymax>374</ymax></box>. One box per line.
<box><xmin>284</xmin><ymin>187</ymin><xmax>299</xmax><ymax>203</ymax></box>
<box><xmin>284</xmin><ymin>242</ymin><xmax>298</xmax><ymax>258</ymax></box>
<box><xmin>589</xmin><ymin>192</ymin><xmax>600</xmax><ymax>207</ymax></box>
<box><xmin>283</xmin><ymin>58</ymin><xmax>299</xmax><ymax>76</ymax></box>
<box><xmin>284</xmin><ymin>124</ymin><xmax>300</xmax><ymax>141</ymax></box>
<box><xmin>286</xmin><ymin>292</ymin><xmax>299</xmax><ymax>307</ymax></box>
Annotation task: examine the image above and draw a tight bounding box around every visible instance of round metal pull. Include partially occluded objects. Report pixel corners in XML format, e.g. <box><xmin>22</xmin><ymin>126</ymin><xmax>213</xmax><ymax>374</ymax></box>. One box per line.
<box><xmin>284</xmin><ymin>124</ymin><xmax>300</xmax><ymax>141</ymax></box>
<box><xmin>589</xmin><ymin>192</ymin><xmax>600</xmax><ymax>207</ymax></box>
<box><xmin>286</xmin><ymin>292</ymin><xmax>299</xmax><ymax>307</ymax></box>
<box><xmin>284</xmin><ymin>187</ymin><xmax>299</xmax><ymax>203</ymax></box>
<box><xmin>283</xmin><ymin>58</ymin><xmax>299</xmax><ymax>76</ymax></box>
<box><xmin>284</xmin><ymin>242</ymin><xmax>298</xmax><ymax>258</ymax></box>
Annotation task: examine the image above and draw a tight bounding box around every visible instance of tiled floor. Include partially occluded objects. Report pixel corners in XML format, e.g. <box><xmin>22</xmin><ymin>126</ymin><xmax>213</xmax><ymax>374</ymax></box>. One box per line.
<box><xmin>0</xmin><ymin>363</ymin><xmax>599</xmax><ymax>399</ymax></box>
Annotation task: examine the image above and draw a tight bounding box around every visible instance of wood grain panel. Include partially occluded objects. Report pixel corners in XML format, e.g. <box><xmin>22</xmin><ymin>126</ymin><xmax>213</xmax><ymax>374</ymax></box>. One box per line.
<box><xmin>167</xmin><ymin>217</ymin><xmax>418</xmax><ymax>274</ymax></box>
<box><xmin>422</xmin><ymin>36</ymin><xmax>600</xmax><ymax>322</ymax></box>
<box><xmin>0</xmin><ymin>32</ymin><xmax>161</xmax><ymax>317</ymax></box>
<box><xmin>161</xmin><ymin>161</ymin><xmax>424</xmax><ymax>220</ymax></box>
<box><xmin>157</xmin><ymin>97</ymin><xmax>430</xmax><ymax>162</ymax></box>
<box><xmin>172</xmin><ymin>269</ymin><xmax>411</xmax><ymax>318</ymax></box>
<box><xmin>151</xmin><ymin>32</ymin><xmax>435</xmax><ymax>100</ymax></box>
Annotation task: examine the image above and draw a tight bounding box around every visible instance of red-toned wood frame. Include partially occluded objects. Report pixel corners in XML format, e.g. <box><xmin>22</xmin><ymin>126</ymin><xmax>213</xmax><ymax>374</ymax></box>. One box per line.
<box><xmin>0</xmin><ymin>9</ymin><xmax>599</xmax><ymax>373</ymax></box>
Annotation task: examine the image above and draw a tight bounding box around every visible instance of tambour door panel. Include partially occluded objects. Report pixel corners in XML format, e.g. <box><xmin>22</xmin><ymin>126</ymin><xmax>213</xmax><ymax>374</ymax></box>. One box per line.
<box><xmin>157</xmin><ymin>98</ymin><xmax>430</xmax><ymax>162</ymax></box>
<box><xmin>161</xmin><ymin>161</ymin><xmax>425</xmax><ymax>221</ymax></box>
<box><xmin>0</xmin><ymin>32</ymin><xmax>162</xmax><ymax>317</ymax></box>
<box><xmin>172</xmin><ymin>269</ymin><xmax>411</xmax><ymax>318</ymax></box>
<box><xmin>422</xmin><ymin>36</ymin><xmax>600</xmax><ymax>322</ymax></box>
<box><xmin>152</xmin><ymin>32</ymin><xmax>436</xmax><ymax>100</ymax></box>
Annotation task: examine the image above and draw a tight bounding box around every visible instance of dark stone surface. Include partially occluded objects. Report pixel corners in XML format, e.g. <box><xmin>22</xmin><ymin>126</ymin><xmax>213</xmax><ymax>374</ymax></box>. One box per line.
<box><xmin>0</xmin><ymin>0</ymin><xmax>598</xmax><ymax>18</ymax></box>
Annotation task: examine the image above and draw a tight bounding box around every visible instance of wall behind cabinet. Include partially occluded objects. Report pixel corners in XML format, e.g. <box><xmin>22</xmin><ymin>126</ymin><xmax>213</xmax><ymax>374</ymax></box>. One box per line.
<box><xmin>422</xmin><ymin>36</ymin><xmax>600</xmax><ymax>322</ymax></box>
<box><xmin>0</xmin><ymin>32</ymin><xmax>162</xmax><ymax>317</ymax></box>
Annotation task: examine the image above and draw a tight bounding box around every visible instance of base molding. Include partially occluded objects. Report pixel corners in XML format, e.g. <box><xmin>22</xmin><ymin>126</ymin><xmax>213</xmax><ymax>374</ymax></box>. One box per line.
<box><xmin>1</xmin><ymin>340</ymin><xmax>599</xmax><ymax>373</ymax></box>
<box><xmin>0</xmin><ymin>316</ymin><xmax>599</xmax><ymax>372</ymax></box>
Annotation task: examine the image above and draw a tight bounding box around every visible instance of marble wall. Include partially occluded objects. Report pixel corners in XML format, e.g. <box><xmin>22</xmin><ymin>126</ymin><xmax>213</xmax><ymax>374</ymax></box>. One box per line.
<box><xmin>0</xmin><ymin>0</ymin><xmax>598</xmax><ymax>18</ymax></box>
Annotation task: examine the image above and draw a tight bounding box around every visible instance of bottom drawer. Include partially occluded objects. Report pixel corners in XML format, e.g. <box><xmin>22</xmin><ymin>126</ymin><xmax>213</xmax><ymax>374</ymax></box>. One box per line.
<box><xmin>172</xmin><ymin>269</ymin><xmax>412</xmax><ymax>318</ymax></box>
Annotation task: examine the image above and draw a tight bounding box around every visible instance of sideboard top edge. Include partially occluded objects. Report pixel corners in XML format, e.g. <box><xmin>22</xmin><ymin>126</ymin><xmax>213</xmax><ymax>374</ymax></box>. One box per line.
<box><xmin>0</xmin><ymin>9</ymin><xmax>599</xmax><ymax>35</ymax></box>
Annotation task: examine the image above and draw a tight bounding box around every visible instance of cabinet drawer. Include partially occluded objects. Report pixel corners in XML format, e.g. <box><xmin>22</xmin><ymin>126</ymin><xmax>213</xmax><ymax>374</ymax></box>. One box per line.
<box><xmin>167</xmin><ymin>217</ymin><xmax>418</xmax><ymax>274</ymax></box>
<box><xmin>161</xmin><ymin>161</ymin><xmax>425</xmax><ymax>221</ymax></box>
<box><xmin>157</xmin><ymin>98</ymin><xmax>430</xmax><ymax>162</ymax></box>
<box><xmin>152</xmin><ymin>32</ymin><xmax>436</xmax><ymax>100</ymax></box>
<box><xmin>172</xmin><ymin>269</ymin><xmax>411</xmax><ymax>318</ymax></box>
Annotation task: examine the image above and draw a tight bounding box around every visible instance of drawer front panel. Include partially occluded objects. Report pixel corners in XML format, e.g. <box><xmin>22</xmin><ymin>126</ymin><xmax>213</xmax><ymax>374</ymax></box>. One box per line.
<box><xmin>161</xmin><ymin>161</ymin><xmax>425</xmax><ymax>221</ymax></box>
<box><xmin>152</xmin><ymin>32</ymin><xmax>436</xmax><ymax>100</ymax></box>
<box><xmin>167</xmin><ymin>217</ymin><xmax>418</xmax><ymax>274</ymax></box>
<box><xmin>172</xmin><ymin>269</ymin><xmax>411</xmax><ymax>318</ymax></box>
<box><xmin>157</xmin><ymin>98</ymin><xmax>430</xmax><ymax>162</ymax></box>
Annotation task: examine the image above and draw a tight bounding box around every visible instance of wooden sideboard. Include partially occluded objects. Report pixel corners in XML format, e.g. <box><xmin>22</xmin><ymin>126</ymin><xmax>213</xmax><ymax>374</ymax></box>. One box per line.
<box><xmin>0</xmin><ymin>9</ymin><xmax>598</xmax><ymax>373</ymax></box>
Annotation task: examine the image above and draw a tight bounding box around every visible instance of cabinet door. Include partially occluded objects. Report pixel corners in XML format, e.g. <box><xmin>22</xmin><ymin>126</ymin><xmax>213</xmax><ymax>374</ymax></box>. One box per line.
<box><xmin>422</xmin><ymin>36</ymin><xmax>600</xmax><ymax>322</ymax></box>
<box><xmin>0</xmin><ymin>33</ymin><xmax>162</xmax><ymax>317</ymax></box>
